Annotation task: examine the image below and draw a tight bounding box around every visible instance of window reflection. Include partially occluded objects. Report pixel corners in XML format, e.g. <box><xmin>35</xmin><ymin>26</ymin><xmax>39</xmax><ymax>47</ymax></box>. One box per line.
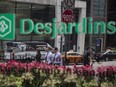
<box><xmin>8</xmin><ymin>2</ymin><xmax>55</xmax><ymax>41</ymax></box>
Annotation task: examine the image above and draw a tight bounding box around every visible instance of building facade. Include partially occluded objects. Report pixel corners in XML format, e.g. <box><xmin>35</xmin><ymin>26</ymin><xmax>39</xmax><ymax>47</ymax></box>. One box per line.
<box><xmin>0</xmin><ymin>0</ymin><xmax>87</xmax><ymax>54</ymax></box>
<box><xmin>83</xmin><ymin>0</ymin><xmax>107</xmax><ymax>52</ymax></box>
<box><xmin>107</xmin><ymin>0</ymin><xmax>116</xmax><ymax>48</ymax></box>
<box><xmin>1</xmin><ymin>0</ymin><xmax>113</xmax><ymax>53</ymax></box>
<box><xmin>0</xmin><ymin>0</ymin><xmax>55</xmax><ymax>46</ymax></box>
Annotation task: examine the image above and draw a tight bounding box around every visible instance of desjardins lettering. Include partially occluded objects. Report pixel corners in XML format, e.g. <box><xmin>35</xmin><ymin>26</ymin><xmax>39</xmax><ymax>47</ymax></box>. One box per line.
<box><xmin>20</xmin><ymin>17</ymin><xmax>116</xmax><ymax>39</ymax></box>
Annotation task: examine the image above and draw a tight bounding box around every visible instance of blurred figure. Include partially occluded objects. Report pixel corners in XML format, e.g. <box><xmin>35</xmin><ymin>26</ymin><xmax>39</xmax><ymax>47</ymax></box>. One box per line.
<box><xmin>95</xmin><ymin>53</ymin><xmax>100</xmax><ymax>64</ymax></box>
<box><xmin>83</xmin><ymin>47</ymin><xmax>91</xmax><ymax>66</ymax></box>
<box><xmin>104</xmin><ymin>47</ymin><xmax>111</xmax><ymax>54</ymax></box>
<box><xmin>35</xmin><ymin>49</ymin><xmax>41</xmax><ymax>62</ymax></box>
<box><xmin>52</xmin><ymin>47</ymin><xmax>62</xmax><ymax>66</ymax></box>
<box><xmin>96</xmin><ymin>47</ymin><xmax>111</xmax><ymax>64</ymax></box>
<box><xmin>90</xmin><ymin>48</ymin><xmax>96</xmax><ymax>66</ymax></box>
<box><xmin>44</xmin><ymin>47</ymin><xmax>53</xmax><ymax>64</ymax></box>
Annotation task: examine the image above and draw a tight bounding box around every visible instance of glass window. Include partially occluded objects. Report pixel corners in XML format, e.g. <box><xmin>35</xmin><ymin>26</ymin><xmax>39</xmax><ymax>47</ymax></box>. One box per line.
<box><xmin>31</xmin><ymin>4</ymin><xmax>55</xmax><ymax>23</ymax></box>
<box><xmin>31</xmin><ymin>4</ymin><xmax>55</xmax><ymax>41</ymax></box>
<box><xmin>93</xmin><ymin>0</ymin><xmax>105</xmax><ymax>16</ymax></box>
<box><xmin>93</xmin><ymin>10</ymin><xmax>99</xmax><ymax>16</ymax></box>
<box><xmin>0</xmin><ymin>1</ymin><xmax>55</xmax><ymax>46</ymax></box>
<box><xmin>0</xmin><ymin>1</ymin><xmax>15</xmax><ymax>13</ymax></box>
<box><xmin>16</xmin><ymin>3</ymin><xmax>31</xmax><ymax>28</ymax></box>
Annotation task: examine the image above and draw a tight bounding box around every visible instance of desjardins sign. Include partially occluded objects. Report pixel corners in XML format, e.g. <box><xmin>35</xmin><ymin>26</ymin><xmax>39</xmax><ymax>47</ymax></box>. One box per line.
<box><xmin>0</xmin><ymin>14</ymin><xmax>116</xmax><ymax>40</ymax></box>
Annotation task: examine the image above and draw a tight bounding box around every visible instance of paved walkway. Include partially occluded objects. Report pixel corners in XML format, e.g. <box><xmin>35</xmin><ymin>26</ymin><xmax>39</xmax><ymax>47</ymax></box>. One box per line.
<box><xmin>67</xmin><ymin>61</ymin><xmax>116</xmax><ymax>69</ymax></box>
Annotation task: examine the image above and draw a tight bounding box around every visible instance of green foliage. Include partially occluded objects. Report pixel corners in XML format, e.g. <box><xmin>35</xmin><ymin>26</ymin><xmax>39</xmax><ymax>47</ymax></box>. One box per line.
<box><xmin>0</xmin><ymin>61</ymin><xmax>116</xmax><ymax>87</ymax></box>
<box><xmin>0</xmin><ymin>74</ymin><xmax>22</xmax><ymax>87</ymax></box>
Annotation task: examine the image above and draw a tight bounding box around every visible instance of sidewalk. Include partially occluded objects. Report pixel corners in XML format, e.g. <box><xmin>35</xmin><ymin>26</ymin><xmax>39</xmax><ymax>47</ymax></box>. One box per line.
<box><xmin>67</xmin><ymin>61</ymin><xmax>116</xmax><ymax>69</ymax></box>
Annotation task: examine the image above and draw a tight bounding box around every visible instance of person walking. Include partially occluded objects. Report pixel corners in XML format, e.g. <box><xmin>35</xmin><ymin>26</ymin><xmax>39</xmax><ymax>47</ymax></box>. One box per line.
<box><xmin>52</xmin><ymin>47</ymin><xmax>62</xmax><ymax>66</ymax></box>
<box><xmin>83</xmin><ymin>47</ymin><xmax>91</xmax><ymax>66</ymax></box>
<box><xmin>90</xmin><ymin>48</ymin><xmax>95</xmax><ymax>66</ymax></box>
<box><xmin>44</xmin><ymin>47</ymin><xmax>53</xmax><ymax>64</ymax></box>
<box><xmin>35</xmin><ymin>49</ymin><xmax>41</xmax><ymax>62</ymax></box>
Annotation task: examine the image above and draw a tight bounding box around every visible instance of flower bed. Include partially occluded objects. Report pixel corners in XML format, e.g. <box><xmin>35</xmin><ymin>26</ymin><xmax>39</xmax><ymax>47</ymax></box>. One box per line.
<box><xmin>0</xmin><ymin>60</ymin><xmax>116</xmax><ymax>87</ymax></box>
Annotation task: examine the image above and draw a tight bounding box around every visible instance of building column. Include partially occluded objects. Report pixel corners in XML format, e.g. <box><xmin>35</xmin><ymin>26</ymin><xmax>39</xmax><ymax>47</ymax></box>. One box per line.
<box><xmin>54</xmin><ymin>0</ymin><xmax>61</xmax><ymax>51</ymax></box>
<box><xmin>76</xmin><ymin>2</ymin><xmax>86</xmax><ymax>54</ymax></box>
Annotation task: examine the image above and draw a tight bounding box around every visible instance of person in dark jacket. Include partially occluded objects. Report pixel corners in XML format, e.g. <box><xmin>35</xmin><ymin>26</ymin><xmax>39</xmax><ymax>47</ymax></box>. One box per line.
<box><xmin>35</xmin><ymin>49</ymin><xmax>41</xmax><ymax>62</ymax></box>
<box><xmin>83</xmin><ymin>47</ymin><xmax>91</xmax><ymax>66</ymax></box>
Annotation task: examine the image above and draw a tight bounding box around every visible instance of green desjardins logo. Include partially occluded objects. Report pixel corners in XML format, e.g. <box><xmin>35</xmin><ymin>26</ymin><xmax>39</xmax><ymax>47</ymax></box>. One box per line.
<box><xmin>0</xmin><ymin>14</ymin><xmax>15</xmax><ymax>40</ymax></box>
